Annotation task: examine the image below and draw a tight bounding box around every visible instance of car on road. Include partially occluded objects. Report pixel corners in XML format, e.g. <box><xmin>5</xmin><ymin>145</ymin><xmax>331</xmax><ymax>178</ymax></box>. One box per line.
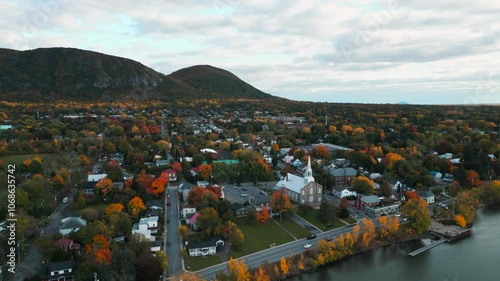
<box><xmin>259</xmin><ymin>191</ymin><xmax>267</xmax><ymax>195</ymax></box>
<box><xmin>326</xmin><ymin>238</ymin><xmax>332</xmax><ymax>242</ymax></box>
<box><xmin>167</xmin><ymin>242</ymin><xmax>171</xmax><ymax>247</ymax></box>
<box><xmin>240</xmin><ymin>193</ymin><xmax>248</xmax><ymax>197</ymax></box>
<box><xmin>304</xmin><ymin>244</ymin><xmax>312</xmax><ymax>249</ymax></box>
<box><xmin>62</xmin><ymin>197</ymin><xmax>68</xmax><ymax>204</ymax></box>
<box><xmin>167</xmin><ymin>193</ymin><xmax>171</xmax><ymax>198</ymax></box>
<box><xmin>307</xmin><ymin>234</ymin><xmax>317</xmax><ymax>240</ymax></box>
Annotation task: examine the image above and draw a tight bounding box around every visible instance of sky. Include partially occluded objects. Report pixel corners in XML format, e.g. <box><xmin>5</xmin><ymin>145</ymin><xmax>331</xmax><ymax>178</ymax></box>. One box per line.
<box><xmin>1</xmin><ymin>0</ymin><xmax>500</xmax><ymax>105</ymax></box>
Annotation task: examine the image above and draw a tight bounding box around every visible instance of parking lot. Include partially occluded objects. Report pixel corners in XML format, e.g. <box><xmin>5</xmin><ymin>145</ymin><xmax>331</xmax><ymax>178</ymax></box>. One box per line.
<box><xmin>223</xmin><ymin>182</ymin><xmax>277</xmax><ymax>206</ymax></box>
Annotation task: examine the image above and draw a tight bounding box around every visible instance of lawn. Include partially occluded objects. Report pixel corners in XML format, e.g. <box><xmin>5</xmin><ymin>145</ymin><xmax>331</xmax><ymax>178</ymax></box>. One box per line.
<box><xmin>184</xmin><ymin>254</ymin><xmax>222</xmax><ymax>271</ymax></box>
<box><xmin>343</xmin><ymin>216</ymin><xmax>358</xmax><ymax>224</ymax></box>
<box><xmin>229</xmin><ymin>217</ymin><xmax>295</xmax><ymax>258</ymax></box>
<box><xmin>274</xmin><ymin>218</ymin><xmax>310</xmax><ymax>239</ymax></box>
<box><xmin>297</xmin><ymin>209</ymin><xmax>345</xmax><ymax>231</ymax></box>
<box><xmin>0</xmin><ymin>153</ymin><xmax>54</xmax><ymax>166</ymax></box>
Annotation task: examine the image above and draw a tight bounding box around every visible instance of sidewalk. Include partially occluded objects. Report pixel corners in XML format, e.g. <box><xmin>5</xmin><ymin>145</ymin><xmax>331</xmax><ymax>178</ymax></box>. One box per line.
<box><xmin>291</xmin><ymin>213</ymin><xmax>322</xmax><ymax>233</ymax></box>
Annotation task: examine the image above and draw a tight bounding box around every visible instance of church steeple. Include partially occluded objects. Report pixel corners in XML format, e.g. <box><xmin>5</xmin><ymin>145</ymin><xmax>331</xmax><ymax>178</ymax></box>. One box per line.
<box><xmin>304</xmin><ymin>156</ymin><xmax>315</xmax><ymax>183</ymax></box>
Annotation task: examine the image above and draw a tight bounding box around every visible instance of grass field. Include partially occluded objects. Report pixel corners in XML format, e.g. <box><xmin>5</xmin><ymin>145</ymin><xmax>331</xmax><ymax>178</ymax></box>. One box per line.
<box><xmin>297</xmin><ymin>209</ymin><xmax>345</xmax><ymax>231</ymax></box>
<box><xmin>184</xmin><ymin>254</ymin><xmax>222</xmax><ymax>271</ymax></box>
<box><xmin>229</xmin><ymin>217</ymin><xmax>295</xmax><ymax>258</ymax></box>
<box><xmin>344</xmin><ymin>216</ymin><xmax>358</xmax><ymax>224</ymax></box>
<box><xmin>274</xmin><ymin>217</ymin><xmax>310</xmax><ymax>239</ymax></box>
<box><xmin>0</xmin><ymin>153</ymin><xmax>54</xmax><ymax>166</ymax></box>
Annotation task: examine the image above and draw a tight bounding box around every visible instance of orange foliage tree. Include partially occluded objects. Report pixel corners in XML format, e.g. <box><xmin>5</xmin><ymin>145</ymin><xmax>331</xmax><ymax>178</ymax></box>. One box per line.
<box><xmin>52</xmin><ymin>175</ymin><xmax>65</xmax><ymax>190</ymax></box>
<box><xmin>405</xmin><ymin>190</ymin><xmax>419</xmax><ymax>200</ymax></box>
<box><xmin>151</xmin><ymin>171</ymin><xmax>169</xmax><ymax>196</ymax></box>
<box><xmin>455</xmin><ymin>214</ymin><xmax>467</xmax><ymax>228</ymax></box>
<box><xmin>106</xmin><ymin>203</ymin><xmax>124</xmax><ymax>216</ymax></box>
<box><xmin>86</xmin><ymin>234</ymin><xmax>111</xmax><ymax>265</ymax></box>
<box><xmin>95</xmin><ymin>178</ymin><xmax>113</xmax><ymax>196</ymax></box>
<box><xmin>383</xmin><ymin>152</ymin><xmax>405</xmax><ymax>170</ymax></box>
<box><xmin>79</xmin><ymin>155</ymin><xmax>89</xmax><ymax>166</ymax></box>
<box><xmin>128</xmin><ymin>196</ymin><xmax>145</xmax><ymax>218</ymax></box>
<box><xmin>171</xmin><ymin>161</ymin><xmax>183</xmax><ymax>172</ymax></box>
<box><xmin>198</xmin><ymin>164</ymin><xmax>213</xmax><ymax>181</ymax></box>
<box><xmin>270</xmin><ymin>188</ymin><xmax>291</xmax><ymax>222</ymax></box>
<box><xmin>280</xmin><ymin>257</ymin><xmax>289</xmax><ymax>276</ymax></box>
<box><xmin>253</xmin><ymin>266</ymin><xmax>270</xmax><ymax>281</ymax></box>
<box><xmin>227</xmin><ymin>258</ymin><xmax>251</xmax><ymax>281</ymax></box>
<box><xmin>316</xmin><ymin>145</ymin><xmax>330</xmax><ymax>159</ymax></box>
<box><xmin>466</xmin><ymin>171</ymin><xmax>482</xmax><ymax>187</ymax></box>
<box><xmin>256</xmin><ymin>205</ymin><xmax>270</xmax><ymax>223</ymax></box>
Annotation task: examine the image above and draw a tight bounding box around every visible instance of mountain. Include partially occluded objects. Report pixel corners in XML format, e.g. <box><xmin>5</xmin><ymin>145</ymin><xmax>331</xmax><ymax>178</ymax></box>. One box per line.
<box><xmin>0</xmin><ymin>47</ymin><xmax>276</xmax><ymax>101</ymax></box>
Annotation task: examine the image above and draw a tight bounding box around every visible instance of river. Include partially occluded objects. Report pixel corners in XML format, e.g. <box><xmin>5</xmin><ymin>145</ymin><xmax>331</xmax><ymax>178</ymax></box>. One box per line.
<box><xmin>289</xmin><ymin>206</ymin><xmax>500</xmax><ymax>281</ymax></box>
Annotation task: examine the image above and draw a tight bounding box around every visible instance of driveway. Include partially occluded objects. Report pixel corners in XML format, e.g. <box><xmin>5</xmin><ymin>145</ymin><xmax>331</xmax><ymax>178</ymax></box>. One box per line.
<box><xmin>13</xmin><ymin>188</ymin><xmax>77</xmax><ymax>281</ymax></box>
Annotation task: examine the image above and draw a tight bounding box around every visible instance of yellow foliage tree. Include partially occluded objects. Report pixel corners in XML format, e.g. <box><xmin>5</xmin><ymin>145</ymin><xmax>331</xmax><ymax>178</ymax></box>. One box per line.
<box><xmin>455</xmin><ymin>214</ymin><xmax>467</xmax><ymax>228</ymax></box>
<box><xmin>253</xmin><ymin>266</ymin><xmax>270</xmax><ymax>281</ymax></box>
<box><xmin>279</xmin><ymin>257</ymin><xmax>289</xmax><ymax>276</ymax></box>
<box><xmin>106</xmin><ymin>203</ymin><xmax>124</xmax><ymax>216</ymax></box>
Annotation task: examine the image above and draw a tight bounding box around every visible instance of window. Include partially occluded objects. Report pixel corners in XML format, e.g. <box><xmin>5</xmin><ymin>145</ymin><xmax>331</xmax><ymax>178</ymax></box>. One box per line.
<box><xmin>318</xmin><ymin>188</ymin><xmax>322</xmax><ymax>194</ymax></box>
<box><xmin>309</xmin><ymin>196</ymin><xmax>314</xmax><ymax>203</ymax></box>
<box><xmin>309</xmin><ymin>188</ymin><xmax>313</xmax><ymax>195</ymax></box>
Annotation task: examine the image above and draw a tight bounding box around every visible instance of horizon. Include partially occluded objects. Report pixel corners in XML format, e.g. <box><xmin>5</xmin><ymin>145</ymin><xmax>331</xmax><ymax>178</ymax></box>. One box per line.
<box><xmin>1</xmin><ymin>0</ymin><xmax>500</xmax><ymax>105</ymax></box>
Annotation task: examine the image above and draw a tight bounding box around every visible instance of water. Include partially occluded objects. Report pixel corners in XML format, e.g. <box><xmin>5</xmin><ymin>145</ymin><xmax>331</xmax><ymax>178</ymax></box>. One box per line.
<box><xmin>290</xmin><ymin>206</ymin><xmax>500</xmax><ymax>281</ymax></box>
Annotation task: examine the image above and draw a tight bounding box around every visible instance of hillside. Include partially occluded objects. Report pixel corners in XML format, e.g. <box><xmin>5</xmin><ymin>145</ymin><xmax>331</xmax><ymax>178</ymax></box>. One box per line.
<box><xmin>0</xmin><ymin>47</ymin><xmax>276</xmax><ymax>101</ymax></box>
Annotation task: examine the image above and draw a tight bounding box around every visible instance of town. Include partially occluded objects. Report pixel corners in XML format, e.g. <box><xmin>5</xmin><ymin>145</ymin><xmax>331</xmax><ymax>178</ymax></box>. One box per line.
<box><xmin>0</xmin><ymin>100</ymin><xmax>499</xmax><ymax>281</ymax></box>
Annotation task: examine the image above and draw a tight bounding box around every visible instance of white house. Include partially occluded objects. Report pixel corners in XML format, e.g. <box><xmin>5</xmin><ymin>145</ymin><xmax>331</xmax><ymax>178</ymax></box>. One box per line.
<box><xmin>59</xmin><ymin>217</ymin><xmax>87</xmax><ymax>236</ymax></box>
<box><xmin>369</xmin><ymin>173</ymin><xmax>382</xmax><ymax>180</ymax></box>
<box><xmin>87</xmin><ymin>173</ymin><xmax>107</xmax><ymax>182</ymax></box>
<box><xmin>274</xmin><ymin>157</ymin><xmax>323</xmax><ymax>206</ymax></box>
<box><xmin>185</xmin><ymin>236</ymin><xmax>224</xmax><ymax>257</ymax></box>
<box><xmin>439</xmin><ymin>153</ymin><xmax>453</xmax><ymax>159</ymax></box>
<box><xmin>418</xmin><ymin>190</ymin><xmax>435</xmax><ymax>204</ymax></box>
<box><xmin>132</xmin><ymin>223</ymin><xmax>154</xmax><ymax>241</ymax></box>
<box><xmin>139</xmin><ymin>216</ymin><xmax>159</xmax><ymax>232</ymax></box>
<box><xmin>332</xmin><ymin>186</ymin><xmax>357</xmax><ymax>198</ymax></box>
<box><xmin>182</xmin><ymin>205</ymin><xmax>197</xmax><ymax>223</ymax></box>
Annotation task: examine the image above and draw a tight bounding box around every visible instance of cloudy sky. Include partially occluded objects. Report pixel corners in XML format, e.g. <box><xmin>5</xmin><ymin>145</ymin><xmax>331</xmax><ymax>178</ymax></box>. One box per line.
<box><xmin>2</xmin><ymin>0</ymin><xmax>500</xmax><ymax>104</ymax></box>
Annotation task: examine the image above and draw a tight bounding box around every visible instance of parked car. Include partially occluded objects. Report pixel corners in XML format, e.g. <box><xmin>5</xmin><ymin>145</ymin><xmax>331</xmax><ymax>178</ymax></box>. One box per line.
<box><xmin>62</xmin><ymin>197</ymin><xmax>68</xmax><ymax>204</ymax></box>
<box><xmin>304</xmin><ymin>244</ymin><xmax>312</xmax><ymax>249</ymax></box>
<box><xmin>307</xmin><ymin>234</ymin><xmax>317</xmax><ymax>240</ymax></box>
<box><xmin>240</xmin><ymin>193</ymin><xmax>248</xmax><ymax>197</ymax></box>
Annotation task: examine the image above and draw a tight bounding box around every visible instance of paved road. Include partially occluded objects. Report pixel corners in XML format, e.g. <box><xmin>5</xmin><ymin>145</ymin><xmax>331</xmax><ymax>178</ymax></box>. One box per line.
<box><xmin>166</xmin><ymin>185</ymin><xmax>182</xmax><ymax>279</ymax></box>
<box><xmin>194</xmin><ymin>224</ymin><xmax>358</xmax><ymax>281</ymax></box>
<box><xmin>13</xmin><ymin>188</ymin><xmax>77</xmax><ymax>281</ymax></box>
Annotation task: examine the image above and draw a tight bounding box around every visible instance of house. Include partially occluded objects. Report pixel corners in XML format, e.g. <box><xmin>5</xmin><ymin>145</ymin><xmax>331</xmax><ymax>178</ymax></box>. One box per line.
<box><xmin>151</xmin><ymin>240</ymin><xmax>162</xmax><ymax>253</ymax></box>
<box><xmin>418</xmin><ymin>190</ymin><xmax>435</xmax><ymax>204</ymax></box>
<box><xmin>54</xmin><ymin>238</ymin><xmax>81</xmax><ymax>254</ymax></box>
<box><xmin>82</xmin><ymin>181</ymin><xmax>97</xmax><ymax>195</ymax></box>
<box><xmin>110</xmin><ymin>153</ymin><xmax>124</xmax><ymax>166</ymax></box>
<box><xmin>274</xmin><ymin>157</ymin><xmax>323</xmax><ymax>206</ymax></box>
<box><xmin>332</xmin><ymin>186</ymin><xmax>357</xmax><ymax>198</ymax></box>
<box><xmin>330</xmin><ymin>167</ymin><xmax>358</xmax><ymax>187</ymax></box>
<box><xmin>429</xmin><ymin>171</ymin><xmax>443</xmax><ymax>180</ymax></box>
<box><xmin>59</xmin><ymin>217</ymin><xmax>87</xmax><ymax>236</ymax></box>
<box><xmin>439</xmin><ymin>153</ymin><xmax>453</xmax><ymax>159</ymax></box>
<box><xmin>139</xmin><ymin>216</ymin><xmax>159</xmax><ymax>234</ymax></box>
<box><xmin>132</xmin><ymin>223</ymin><xmax>154</xmax><ymax>241</ymax></box>
<box><xmin>231</xmin><ymin>203</ymin><xmax>250</xmax><ymax>217</ymax></box>
<box><xmin>88</xmin><ymin>173</ymin><xmax>107</xmax><ymax>182</ymax></box>
<box><xmin>369</xmin><ymin>173</ymin><xmax>382</xmax><ymax>180</ymax></box>
<box><xmin>443</xmin><ymin>173</ymin><xmax>454</xmax><ymax>182</ymax></box>
<box><xmin>156</xmin><ymin>160</ymin><xmax>170</xmax><ymax>167</ymax></box>
<box><xmin>163</xmin><ymin>168</ymin><xmax>178</xmax><ymax>182</ymax></box>
<box><xmin>354</xmin><ymin>195</ymin><xmax>380</xmax><ymax>210</ymax></box>
<box><xmin>185</xmin><ymin>235</ymin><xmax>224</xmax><ymax>257</ymax></box>
<box><xmin>392</xmin><ymin>181</ymin><xmax>404</xmax><ymax>191</ymax></box>
<box><xmin>196</xmin><ymin>181</ymin><xmax>210</xmax><ymax>188</ymax></box>
<box><xmin>145</xmin><ymin>208</ymin><xmax>161</xmax><ymax>218</ymax></box>
<box><xmin>190</xmin><ymin>167</ymin><xmax>199</xmax><ymax>177</ymax></box>
<box><xmin>145</xmin><ymin>200</ymin><xmax>164</xmax><ymax>211</ymax></box>
<box><xmin>364</xmin><ymin>201</ymin><xmax>400</xmax><ymax>217</ymax></box>
<box><xmin>41</xmin><ymin>260</ymin><xmax>75</xmax><ymax>281</ymax></box>
<box><xmin>181</xmin><ymin>205</ymin><xmax>197</xmax><ymax>221</ymax></box>
<box><xmin>189</xmin><ymin>212</ymin><xmax>200</xmax><ymax>231</ymax></box>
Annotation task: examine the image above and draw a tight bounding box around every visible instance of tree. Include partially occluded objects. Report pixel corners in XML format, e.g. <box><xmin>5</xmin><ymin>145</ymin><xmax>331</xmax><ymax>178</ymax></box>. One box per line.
<box><xmin>106</xmin><ymin>203</ymin><xmax>124</xmax><ymax>216</ymax></box>
<box><xmin>86</xmin><ymin>234</ymin><xmax>111</xmax><ymax>265</ymax></box>
<box><xmin>171</xmin><ymin>161</ymin><xmax>183</xmax><ymax>172</ymax></box>
<box><xmin>280</xmin><ymin>257</ymin><xmax>289</xmax><ymax>276</ymax></box>
<box><xmin>227</xmin><ymin>258</ymin><xmax>251</xmax><ymax>281</ymax></box>
<box><xmin>104</xmin><ymin>160</ymin><xmax>123</xmax><ymax>182</ymax></box>
<box><xmin>151</xmin><ymin>171</ymin><xmax>168</xmax><ymax>196</ymax></box>
<box><xmin>198</xmin><ymin>164</ymin><xmax>213</xmax><ymax>181</ymax></box>
<box><xmin>455</xmin><ymin>190</ymin><xmax>479</xmax><ymax>223</ymax></box>
<box><xmin>224</xmin><ymin>221</ymin><xmax>245</xmax><ymax>250</ymax></box>
<box><xmin>351</xmin><ymin>177</ymin><xmax>374</xmax><ymax>194</ymax></box>
<box><xmin>317</xmin><ymin>198</ymin><xmax>334</xmax><ymax>225</ymax></box>
<box><xmin>270</xmin><ymin>188</ymin><xmax>291</xmax><ymax>222</ymax></box>
<box><xmin>253</xmin><ymin>266</ymin><xmax>270</xmax><ymax>281</ymax></box>
<box><xmin>379</xmin><ymin>181</ymin><xmax>393</xmax><ymax>197</ymax></box>
<box><xmin>271</xmin><ymin>143</ymin><xmax>280</xmax><ymax>157</ymax></box>
<box><xmin>96</xmin><ymin>178</ymin><xmax>113</xmax><ymax>196</ymax></box>
<box><xmin>52</xmin><ymin>175</ymin><xmax>65</xmax><ymax>190</ymax></box>
<box><xmin>178</xmin><ymin>225</ymin><xmax>189</xmax><ymax>240</ymax></box>
<box><xmin>172</xmin><ymin>272</ymin><xmax>205</xmax><ymax>281</ymax></box>
<box><xmin>401</xmin><ymin>197</ymin><xmax>431</xmax><ymax>235</ymax></box>
<box><xmin>360</xmin><ymin>218</ymin><xmax>376</xmax><ymax>249</ymax></box>
<box><xmin>256</xmin><ymin>205</ymin><xmax>270</xmax><ymax>223</ymax></box>
<box><xmin>315</xmin><ymin>145</ymin><xmax>330</xmax><ymax>159</ymax></box>
<box><xmin>383</xmin><ymin>153</ymin><xmax>405</xmax><ymax>171</ymax></box>
<box><xmin>128</xmin><ymin>197</ymin><xmax>145</xmax><ymax>218</ymax></box>
<box><xmin>455</xmin><ymin>214</ymin><xmax>467</xmax><ymax>228</ymax></box>
<box><xmin>197</xmin><ymin>207</ymin><xmax>220</xmax><ymax>239</ymax></box>
<box><xmin>466</xmin><ymin>171</ymin><xmax>482</xmax><ymax>187</ymax></box>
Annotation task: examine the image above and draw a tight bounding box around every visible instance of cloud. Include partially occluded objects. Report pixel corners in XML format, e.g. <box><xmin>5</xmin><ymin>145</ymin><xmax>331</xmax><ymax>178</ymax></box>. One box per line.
<box><xmin>0</xmin><ymin>0</ymin><xmax>499</xmax><ymax>104</ymax></box>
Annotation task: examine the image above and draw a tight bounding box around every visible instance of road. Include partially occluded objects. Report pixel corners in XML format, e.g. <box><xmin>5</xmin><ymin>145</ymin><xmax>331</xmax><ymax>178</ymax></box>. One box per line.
<box><xmin>166</xmin><ymin>184</ymin><xmax>182</xmax><ymax>279</ymax></box>
<box><xmin>195</xmin><ymin>224</ymin><xmax>357</xmax><ymax>281</ymax></box>
<box><xmin>13</xmin><ymin>188</ymin><xmax>77</xmax><ymax>281</ymax></box>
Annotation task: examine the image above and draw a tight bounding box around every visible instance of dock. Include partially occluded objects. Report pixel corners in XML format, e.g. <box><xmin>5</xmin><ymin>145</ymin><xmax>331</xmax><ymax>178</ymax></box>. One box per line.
<box><xmin>407</xmin><ymin>238</ymin><xmax>447</xmax><ymax>256</ymax></box>
<box><xmin>408</xmin><ymin>221</ymin><xmax>471</xmax><ymax>256</ymax></box>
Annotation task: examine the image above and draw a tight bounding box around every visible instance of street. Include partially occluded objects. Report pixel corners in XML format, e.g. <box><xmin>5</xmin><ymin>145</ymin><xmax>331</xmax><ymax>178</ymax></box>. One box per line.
<box><xmin>166</xmin><ymin>184</ymin><xmax>182</xmax><ymax>279</ymax></box>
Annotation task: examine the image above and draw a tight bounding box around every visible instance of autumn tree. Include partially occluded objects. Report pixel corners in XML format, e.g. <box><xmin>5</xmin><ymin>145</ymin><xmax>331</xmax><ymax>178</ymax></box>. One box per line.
<box><xmin>172</xmin><ymin>272</ymin><xmax>205</xmax><ymax>281</ymax></box>
<box><xmin>455</xmin><ymin>190</ymin><xmax>479</xmax><ymax>223</ymax></box>
<box><xmin>271</xmin><ymin>143</ymin><xmax>280</xmax><ymax>157</ymax></box>
<box><xmin>405</xmin><ymin>190</ymin><xmax>419</xmax><ymax>200</ymax></box>
<box><xmin>256</xmin><ymin>205</ymin><xmax>270</xmax><ymax>223</ymax></box>
<box><xmin>128</xmin><ymin>196</ymin><xmax>146</xmax><ymax>218</ymax></box>
<box><xmin>351</xmin><ymin>176</ymin><xmax>375</xmax><ymax>194</ymax></box>
<box><xmin>86</xmin><ymin>234</ymin><xmax>111</xmax><ymax>265</ymax></box>
<box><xmin>315</xmin><ymin>145</ymin><xmax>330</xmax><ymax>159</ymax></box>
<box><xmin>227</xmin><ymin>258</ymin><xmax>251</xmax><ymax>281</ymax></box>
<box><xmin>106</xmin><ymin>203</ymin><xmax>124</xmax><ymax>216</ymax></box>
<box><xmin>178</xmin><ymin>225</ymin><xmax>189</xmax><ymax>240</ymax></box>
<box><xmin>455</xmin><ymin>214</ymin><xmax>467</xmax><ymax>228</ymax></box>
<box><xmin>253</xmin><ymin>266</ymin><xmax>270</xmax><ymax>281</ymax></box>
<box><xmin>137</xmin><ymin>170</ymin><xmax>153</xmax><ymax>190</ymax></box>
<box><xmin>96</xmin><ymin>178</ymin><xmax>113</xmax><ymax>196</ymax></box>
<box><xmin>198</xmin><ymin>164</ymin><xmax>213</xmax><ymax>181</ymax></box>
<box><xmin>466</xmin><ymin>171</ymin><xmax>482</xmax><ymax>187</ymax></box>
<box><xmin>151</xmin><ymin>171</ymin><xmax>169</xmax><ymax>196</ymax></box>
<box><xmin>197</xmin><ymin>207</ymin><xmax>220</xmax><ymax>239</ymax></box>
<box><xmin>401</xmin><ymin>197</ymin><xmax>431</xmax><ymax>235</ymax></box>
<box><xmin>223</xmin><ymin>221</ymin><xmax>245</xmax><ymax>250</ymax></box>
<box><xmin>270</xmin><ymin>188</ymin><xmax>291</xmax><ymax>222</ymax></box>
<box><xmin>360</xmin><ymin>218</ymin><xmax>376</xmax><ymax>249</ymax></box>
<box><xmin>280</xmin><ymin>257</ymin><xmax>289</xmax><ymax>276</ymax></box>
<box><xmin>171</xmin><ymin>161</ymin><xmax>183</xmax><ymax>172</ymax></box>
<box><xmin>383</xmin><ymin>153</ymin><xmax>405</xmax><ymax>171</ymax></box>
<box><xmin>52</xmin><ymin>175</ymin><xmax>65</xmax><ymax>190</ymax></box>
<box><xmin>79</xmin><ymin>155</ymin><xmax>90</xmax><ymax>166</ymax></box>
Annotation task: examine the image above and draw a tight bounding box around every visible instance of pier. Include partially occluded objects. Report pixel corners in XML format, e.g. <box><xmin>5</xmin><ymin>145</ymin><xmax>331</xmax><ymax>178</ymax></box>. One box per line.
<box><xmin>408</xmin><ymin>221</ymin><xmax>471</xmax><ymax>256</ymax></box>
